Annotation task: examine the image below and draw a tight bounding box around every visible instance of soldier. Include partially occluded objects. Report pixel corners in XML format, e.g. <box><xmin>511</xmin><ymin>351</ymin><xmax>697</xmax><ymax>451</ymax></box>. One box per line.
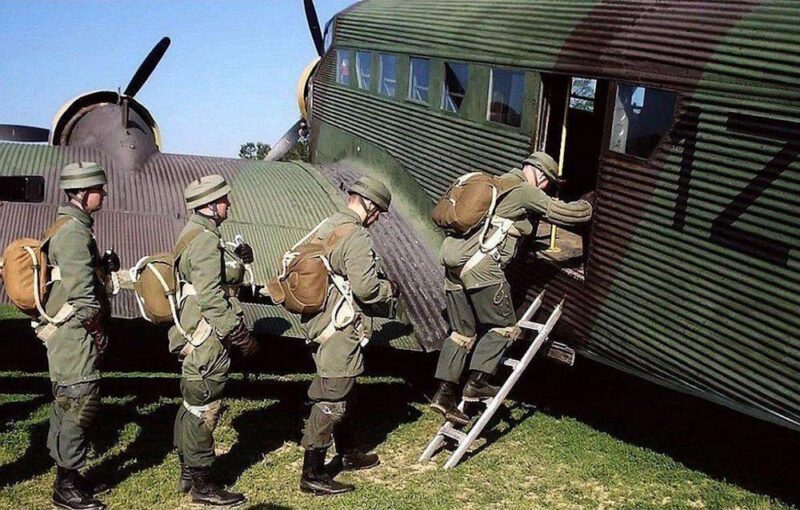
<box><xmin>171</xmin><ymin>174</ymin><xmax>258</xmax><ymax>507</ymax></box>
<box><xmin>46</xmin><ymin>162</ymin><xmax>118</xmax><ymax>510</ymax></box>
<box><xmin>430</xmin><ymin>152</ymin><xmax>593</xmax><ymax>424</ymax></box>
<box><xmin>298</xmin><ymin>176</ymin><xmax>400</xmax><ymax>496</ymax></box>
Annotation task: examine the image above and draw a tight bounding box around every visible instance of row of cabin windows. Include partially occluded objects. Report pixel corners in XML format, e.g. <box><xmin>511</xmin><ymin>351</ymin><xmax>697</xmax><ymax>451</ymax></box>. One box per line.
<box><xmin>336</xmin><ymin>49</ymin><xmax>525</xmax><ymax>128</ymax></box>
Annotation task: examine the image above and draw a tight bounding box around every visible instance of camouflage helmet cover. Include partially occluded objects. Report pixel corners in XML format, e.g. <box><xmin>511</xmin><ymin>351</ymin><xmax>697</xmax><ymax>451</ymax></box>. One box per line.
<box><xmin>59</xmin><ymin>161</ymin><xmax>108</xmax><ymax>190</ymax></box>
<box><xmin>522</xmin><ymin>152</ymin><xmax>561</xmax><ymax>187</ymax></box>
<box><xmin>349</xmin><ymin>176</ymin><xmax>391</xmax><ymax>211</ymax></box>
<box><xmin>184</xmin><ymin>174</ymin><xmax>231</xmax><ymax>210</ymax></box>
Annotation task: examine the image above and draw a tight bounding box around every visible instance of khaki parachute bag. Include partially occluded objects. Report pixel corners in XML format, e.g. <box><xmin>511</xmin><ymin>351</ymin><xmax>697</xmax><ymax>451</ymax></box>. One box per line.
<box><xmin>267</xmin><ymin>219</ymin><xmax>355</xmax><ymax>316</ymax></box>
<box><xmin>0</xmin><ymin>217</ymin><xmax>74</xmax><ymax>319</ymax></box>
<box><xmin>129</xmin><ymin>228</ymin><xmax>203</xmax><ymax>328</ymax></box>
<box><xmin>431</xmin><ymin>172</ymin><xmax>519</xmax><ymax>235</ymax></box>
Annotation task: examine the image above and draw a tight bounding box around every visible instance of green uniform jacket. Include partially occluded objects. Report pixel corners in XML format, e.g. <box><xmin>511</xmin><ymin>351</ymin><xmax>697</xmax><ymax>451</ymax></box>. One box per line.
<box><xmin>302</xmin><ymin>209</ymin><xmax>396</xmax><ymax>377</ymax></box>
<box><xmin>440</xmin><ymin>169</ymin><xmax>591</xmax><ymax>289</ymax></box>
<box><xmin>168</xmin><ymin>214</ymin><xmax>244</xmax><ymax>354</ymax></box>
<box><xmin>44</xmin><ymin>206</ymin><xmax>109</xmax><ymax>386</ymax></box>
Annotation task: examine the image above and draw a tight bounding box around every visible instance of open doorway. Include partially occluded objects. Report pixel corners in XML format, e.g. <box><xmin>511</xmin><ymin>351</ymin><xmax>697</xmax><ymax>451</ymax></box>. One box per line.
<box><xmin>533</xmin><ymin>74</ymin><xmax>609</xmax><ymax>277</ymax></box>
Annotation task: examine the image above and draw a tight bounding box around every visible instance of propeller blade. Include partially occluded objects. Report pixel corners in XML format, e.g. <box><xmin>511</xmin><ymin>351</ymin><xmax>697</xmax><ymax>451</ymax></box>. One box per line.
<box><xmin>303</xmin><ymin>0</ymin><xmax>325</xmax><ymax>57</ymax></box>
<box><xmin>265</xmin><ymin>119</ymin><xmax>304</xmax><ymax>161</ymax></box>
<box><xmin>0</xmin><ymin>124</ymin><xmax>50</xmax><ymax>142</ymax></box>
<box><xmin>124</xmin><ymin>37</ymin><xmax>171</xmax><ymax>97</ymax></box>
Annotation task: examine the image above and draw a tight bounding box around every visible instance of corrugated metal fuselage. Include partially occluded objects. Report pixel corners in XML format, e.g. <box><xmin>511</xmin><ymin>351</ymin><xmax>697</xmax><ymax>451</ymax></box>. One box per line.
<box><xmin>310</xmin><ymin>0</ymin><xmax>800</xmax><ymax>430</ymax></box>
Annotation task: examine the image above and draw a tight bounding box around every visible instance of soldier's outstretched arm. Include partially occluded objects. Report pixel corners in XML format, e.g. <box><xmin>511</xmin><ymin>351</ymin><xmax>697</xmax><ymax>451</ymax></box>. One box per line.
<box><xmin>54</xmin><ymin>227</ymin><xmax>101</xmax><ymax>321</ymax></box>
<box><xmin>516</xmin><ymin>186</ymin><xmax>593</xmax><ymax>226</ymax></box>
<box><xmin>187</xmin><ymin>233</ymin><xmax>240</xmax><ymax>337</ymax></box>
<box><xmin>342</xmin><ymin>228</ymin><xmax>396</xmax><ymax>307</ymax></box>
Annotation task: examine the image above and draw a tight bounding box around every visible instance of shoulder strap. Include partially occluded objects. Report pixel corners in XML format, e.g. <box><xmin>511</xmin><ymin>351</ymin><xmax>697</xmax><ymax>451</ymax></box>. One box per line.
<box><xmin>493</xmin><ymin>173</ymin><xmax>525</xmax><ymax>196</ymax></box>
<box><xmin>173</xmin><ymin>227</ymin><xmax>206</xmax><ymax>260</ymax></box>
<box><xmin>322</xmin><ymin>223</ymin><xmax>358</xmax><ymax>255</ymax></box>
<box><xmin>41</xmin><ymin>216</ymin><xmax>76</xmax><ymax>248</ymax></box>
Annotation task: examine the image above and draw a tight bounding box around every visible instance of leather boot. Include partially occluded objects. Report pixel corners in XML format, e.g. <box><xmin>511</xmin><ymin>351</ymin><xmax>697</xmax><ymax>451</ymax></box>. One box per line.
<box><xmin>462</xmin><ymin>370</ymin><xmax>500</xmax><ymax>400</ymax></box>
<box><xmin>299</xmin><ymin>448</ymin><xmax>355</xmax><ymax>496</ymax></box>
<box><xmin>76</xmin><ymin>471</ymin><xmax>110</xmax><ymax>497</ymax></box>
<box><xmin>52</xmin><ymin>467</ymin><xmax>106</xmax><ymax>510</ymax></box>
<box><xmin>430</xmin><ymin>381</ymin><xmax>469</xmax><ymax>425</ymax></box>
<box><xmin>188</xmin><ymin>466</ymin><xmax>246</xmax><ymax>507</ymax></box>
<box><xmin>178</xmin><ymin>454</ymin><xmax>192</xmax><ymax>494</ymax></box>
<box><xmin>341</xmin><ymin>451</ymin><xmax>380</xmax><ymax>471</ymax></box>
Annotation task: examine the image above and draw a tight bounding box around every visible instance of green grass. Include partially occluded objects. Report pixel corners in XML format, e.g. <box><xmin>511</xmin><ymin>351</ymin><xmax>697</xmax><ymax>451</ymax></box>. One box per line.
<box><xmin>0</xmin><ymin>370</ymin><xmax>794</xmax><ymax>510</ymax></box>
<box><xmin>0</xmin><ymin>304</ymin><xmax>25</xmax><ymax>320</ymax></box>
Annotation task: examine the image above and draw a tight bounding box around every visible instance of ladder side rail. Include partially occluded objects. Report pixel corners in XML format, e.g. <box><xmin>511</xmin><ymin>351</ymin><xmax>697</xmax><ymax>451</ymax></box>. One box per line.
<box><xmin>442</xmin><ymin>302</ymin><xmax>563</xmax><ymax>470</ymax></box>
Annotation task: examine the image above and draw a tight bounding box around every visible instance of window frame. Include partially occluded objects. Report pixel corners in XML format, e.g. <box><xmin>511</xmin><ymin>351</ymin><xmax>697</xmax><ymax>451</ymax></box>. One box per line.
<box><xmin>603</xmin><ymin>80</ymin><xmax>679</xmax><ymax>162</ymax></box>
<box><xmin>441</xmin><ymin>61</ymin><xmax>469</xmax><ymax>114</ymax></box>
<box><xmin>355</xmin><ymin>50</ymin><xmax>373</xmax><ymax>91</ymax></box>
<box><xmin>486</xmin><ymin>66</ymin><xmax>526</xmax><ymax>128</ymax></box>
<box><xmin>377</xmin><ymin>53</ymin><xmax>398</xmax><ymax>98</ymax></box>
<box><xmin>407</xmin><ymin>56</ymin><xmax>431</xmax><ymax>105</ymax></box>
<box><xmin>335</xmin><ymin>48</ymin><xmax>353</xmax><ymax>87</ymax></box>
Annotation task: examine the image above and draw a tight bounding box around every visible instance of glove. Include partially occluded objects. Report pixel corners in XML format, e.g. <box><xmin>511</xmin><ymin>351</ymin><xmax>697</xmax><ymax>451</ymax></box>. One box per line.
<box><xmin>81</xmin><ymin>310</ymin><xmax>109</xmax><ymax>356</ymax></box>
<box><xmin>387</xmin><ymin>279</ymin><xmax>401</xmax><ymax>298</ymax></box>
<box><xmin>101</xmin><ymin>250</ymin><xmax>121</xmax><ymax>273</ymax></box>
<box><xmin>222</xmin><ymin>320</ymin><xmax>259</xmax><ymax>358</ymax></box>
<box><xmin>234</xmin><ymin>243</ymin><xmax>254</xmax><ymax>265</ymax></box>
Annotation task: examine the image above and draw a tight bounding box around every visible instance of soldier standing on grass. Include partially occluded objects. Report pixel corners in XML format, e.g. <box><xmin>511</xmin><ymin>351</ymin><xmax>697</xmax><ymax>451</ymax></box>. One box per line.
<box><xmin>46</xmin><ymin>162</ymin><xmax>119</xmax><ymax>510</ymax></box>
<box><xmin>171</xmin><ymin>174</ymin><xmax>259</xmax><ymax>507</ymax></box>
<box><xmin>430</xmin><ymin>152</ymin><xmax>593</xmax><ymax>424</ymax></box>
<box><xmin>295</xmin><ymin>177</ymin><xmax>401</xmax><ymax>496</ymax></box>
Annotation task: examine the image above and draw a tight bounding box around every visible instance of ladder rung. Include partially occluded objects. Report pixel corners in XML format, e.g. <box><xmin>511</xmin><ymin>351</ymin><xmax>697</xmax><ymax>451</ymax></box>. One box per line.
<box><xmin>518</xmin><ymin>320</ymin><xmax>544</xmax><ymax>331</ymax></box>
<box><xmin>441</xmin><ymin>426</ymin><xmax>467</xmax><ymax>443</ymax></box>
<box><xmin>502</xmin><ymin>357</ymin><xmax>519</xmax><ymax>369</ymax></box>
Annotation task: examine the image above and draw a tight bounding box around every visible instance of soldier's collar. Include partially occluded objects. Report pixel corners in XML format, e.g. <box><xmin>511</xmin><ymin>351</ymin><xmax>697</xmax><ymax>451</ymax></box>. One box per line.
<box><xmin>189</xmin><ymin>213</ymin><xmax>220</xmax><ymax>234</ymax></box>
<box><xmin>341</xmin><ymin>207</ymin><xmax>364</xmax><ymax>225</ymax></box>
<box><xmin>508</xmin><ymin>167</ymin><xmax>526</xmax><ymax>181</ymax></box>
<box><xmin>58</xmin><ymin>205</ymin><xmax>93</xmax><ymax>228</ymax></box>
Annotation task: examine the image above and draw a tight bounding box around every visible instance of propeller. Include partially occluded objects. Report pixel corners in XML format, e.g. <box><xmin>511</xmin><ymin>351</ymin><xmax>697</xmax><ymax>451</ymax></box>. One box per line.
<box><xmin>304</xmin><ymin>0</ymin><xmax>324</xmax><ymax>57</ymax></box>
<box><xmin>124</xmin><ymin>37</ymin><xmax>171</xmax><ymax>97</ymax></box>
<box><xmin>0</xmin><ymin>124</ymin><xmax>50</xmax><ymax>143</ymax></box>
<box><xmin>265</xmin><ymin>119</ymin><xmax>305</xmax><ymax>161</ymax></box>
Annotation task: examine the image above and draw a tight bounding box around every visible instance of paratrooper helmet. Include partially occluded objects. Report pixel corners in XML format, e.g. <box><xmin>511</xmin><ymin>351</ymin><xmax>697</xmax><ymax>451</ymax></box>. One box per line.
<box><xmin>184</xmin><ymin>174</ymin><xmax>231</xmax><ymax>210</ymax></box>
<box><xmin>59</xmin><ymin>161</ymin><xmax>108</xmax><ymax>190</ymax></box>
<box><xmin>349</xmin><ymin>176</ymin><xmax>392</xmax><ymax>212</ymax></box>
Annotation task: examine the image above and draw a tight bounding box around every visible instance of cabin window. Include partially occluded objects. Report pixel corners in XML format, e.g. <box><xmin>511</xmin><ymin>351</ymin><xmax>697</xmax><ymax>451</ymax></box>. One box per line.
<box><xmin>442</xmin><ymin>62</ymin><xmax>468</xmax><ymax>113</ymax></box>
<box><xmin>378</xmin><ymin>54</ymin><xmax>397</xmax><ymax>97</ymax></box>
<box><xmin>408</xmin><ymin>57</ymin><xmax>430</xmax><ymax>104</ymax></box>
<box><xmin>356</xmin><ymin>51</ymin><xmax>372</xmax><ymax>90</ymax></box>
<box><xmin>569</xmin><ymin>78</ymin><xmax>596</xmax><ymax>112</ymax></box>
<box><xmin>609</xmin><ymin>83</ymin><xmax>677</xmax><ymax>158</ymax></box>
<box><xmin>336</xmin><ymin>49</ymin><xmax>352</xmax><ymax>86</ymax></box>
<box><xmin>488</xmin><ymin>68</ymin><xmax>524</xmax><ymax>127</ymax></box>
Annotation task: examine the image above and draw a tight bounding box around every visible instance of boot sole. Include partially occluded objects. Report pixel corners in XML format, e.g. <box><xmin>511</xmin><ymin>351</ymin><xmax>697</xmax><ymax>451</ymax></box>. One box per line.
<box><xmin>300</xmin><ymin>485</ymin><xmax>354</xmax><ymax>496</ymax></box>
<box><xmin>430</xmin><ymin>402</ymin><xmax>449</xmax><ymax>416</ymax></box>
<box><xmin>53</xmin><ymin>500</ymin><xmax>105</xmax><ymax>510</ymax></box>
<box><xmin>189</xmin><ymin>496</ymin><xmax>246</xmax><ymax>507</ymax></box>
<box><xmin>342</xmin><ymin>459</ymin><xmax>380</xmax><ymax>471</ymax></box>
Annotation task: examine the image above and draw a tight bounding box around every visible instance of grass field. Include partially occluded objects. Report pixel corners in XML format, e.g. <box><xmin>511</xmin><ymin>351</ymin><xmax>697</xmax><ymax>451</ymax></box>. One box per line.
<box><xmin>0</xmin><ymin>311</ymin><xmax>798</xmax><ymax>509</ymax></box>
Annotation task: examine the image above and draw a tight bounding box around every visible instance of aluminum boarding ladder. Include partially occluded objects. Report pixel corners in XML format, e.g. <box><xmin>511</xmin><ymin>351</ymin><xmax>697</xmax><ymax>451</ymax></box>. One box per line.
<box><xmin>419</xmin><ymin>291</ymin><xmax>563</xmax><ymax>470</ymax></box>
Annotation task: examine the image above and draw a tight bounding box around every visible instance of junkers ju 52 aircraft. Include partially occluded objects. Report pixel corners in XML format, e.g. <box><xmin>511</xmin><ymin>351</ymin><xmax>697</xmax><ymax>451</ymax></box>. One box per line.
<box><xmin>1</xmin><ymin>0</ymin><xmax>798</xmax><ymax>433</ymax></box>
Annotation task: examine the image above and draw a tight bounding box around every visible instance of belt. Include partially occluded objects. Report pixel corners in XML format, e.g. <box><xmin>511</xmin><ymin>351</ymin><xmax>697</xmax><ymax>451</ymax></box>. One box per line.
<box><xmin>183</xmin><ymin>399</ymin><xmax>218</xmax><ymax>419</ymax></box>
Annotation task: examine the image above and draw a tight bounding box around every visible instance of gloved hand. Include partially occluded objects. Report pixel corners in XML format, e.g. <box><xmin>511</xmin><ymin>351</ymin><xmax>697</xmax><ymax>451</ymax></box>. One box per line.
<box><xmin>387</xmin><ymin>279</ymin><xmax>401</xmax><ymax>298</ymax></box>
<box><xmin>234</xmin><ymin>243</ymin><xmax>254</xmax><ymax>265</ymax></box>
<box><xmin>222</xmin><ymin>320</ymin><xmax>259</xmax><ymax>358</ymax></box>
<box><xmin>101</xmin><ymin>250</ymin><xmax>121</xmax><ymax>273</ymax></box>
<box><xmin>81</xmin><ymin>310</ymin><xmax>109</xmax><ymax>356</ymax></box>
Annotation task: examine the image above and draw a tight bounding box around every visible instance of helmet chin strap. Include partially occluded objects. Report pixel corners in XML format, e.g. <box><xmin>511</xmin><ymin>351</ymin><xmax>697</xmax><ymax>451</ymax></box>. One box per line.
<box><xmin>198</xmin><ymin>201</ymin><xmax>222</xmax><ymax>224</ymax></box>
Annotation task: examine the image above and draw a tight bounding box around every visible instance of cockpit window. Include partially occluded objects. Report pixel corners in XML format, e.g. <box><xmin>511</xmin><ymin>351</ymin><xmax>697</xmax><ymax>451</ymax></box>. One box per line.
<box><xmin>336</xmin><ymin>49</ymin><xmax>352</xmax><ymax>86</ymax></box>
<box><xmin>408</xmin><ymin>57</ymin><xmax>430</xmax><ymax>104</ymax></box>
<box><xmin>488</xmin><ymin>68</ymin><xmax>524</xmax><ymax>127</ymax></box>
<box><xmin>442</xmin><ymin>62</ymin><xmax>468</xmax><ymax>113</ymax></box>
<box><xmin>378</xmin><ymin>54</ymin><xmax>397</xmax><ymax>97</ymax></box>
<box><xmin>609</xmin><ymin>83</ymin><xmax>677</xmax><ymax>159</ymax></box>
<box><xmin>356</xmin><ymin>51</ymin><xmax>372</xmax><ymax>91</ymax></box>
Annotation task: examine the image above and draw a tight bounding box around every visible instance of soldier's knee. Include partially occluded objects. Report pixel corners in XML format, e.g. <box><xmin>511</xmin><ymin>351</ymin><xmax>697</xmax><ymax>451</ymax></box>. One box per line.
<box><xmin>64</xmin><ymin>393</ymin><xmax>101</xmax><ymax>429</ymax></box>
<box><xmin>488</xmin><ymin>326</ymin><xmax>522</xmax><ymax>343</ymax></box>
<box><xmin>315</xmin><ymin>400</ymin><xmax>347</xmax><ymax>425</ymax></box>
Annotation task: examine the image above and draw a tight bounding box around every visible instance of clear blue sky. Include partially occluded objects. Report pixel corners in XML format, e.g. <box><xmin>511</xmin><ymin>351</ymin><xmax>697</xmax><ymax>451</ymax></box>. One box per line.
<box><xmin>0</xmin><ymin>0</ymin><xmax>354</xmax><ymax>158</ymax></box>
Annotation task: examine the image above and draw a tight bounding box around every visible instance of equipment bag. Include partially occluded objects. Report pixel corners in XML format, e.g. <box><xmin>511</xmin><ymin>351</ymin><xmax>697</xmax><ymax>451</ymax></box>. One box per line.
<box><xmin>431</xmin><ymin>172</ymin><xmax>518</xmax><ymax>235</ymax></box>
<box><xmin>129</xmin><ymin>228</ymin><xmax>203</xmax><ymax>331</ymax></box>
<box><xmin>267</xmin><ymin>219</ymin><xmax>354</xmax><ymax>316</ymax></box>
<box><xmin>0</xmin><ymin>217</ymin><xmax>73</xmax><ymax>319</ymax></box>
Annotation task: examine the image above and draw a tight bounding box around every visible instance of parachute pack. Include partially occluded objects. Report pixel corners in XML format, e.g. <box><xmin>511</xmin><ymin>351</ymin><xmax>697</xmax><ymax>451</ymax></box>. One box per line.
<box><xmin>267</xmin><ymin>220</ymin><xmax>355</xmax><ymax>316</ymax></box>
<box><xmin>0</xmin><ymin>217</ymin><xmax>74</xmax><ymax>320</ymax></box>
<box><xmin>431</xmin><ymin>172</ymin><xmax>519</xmax><ymax>235</ymax></box>
<box><xmin>129</xmin><ymin>228</ymin><xmax>203</xmax><ymax>329</ymax></box>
